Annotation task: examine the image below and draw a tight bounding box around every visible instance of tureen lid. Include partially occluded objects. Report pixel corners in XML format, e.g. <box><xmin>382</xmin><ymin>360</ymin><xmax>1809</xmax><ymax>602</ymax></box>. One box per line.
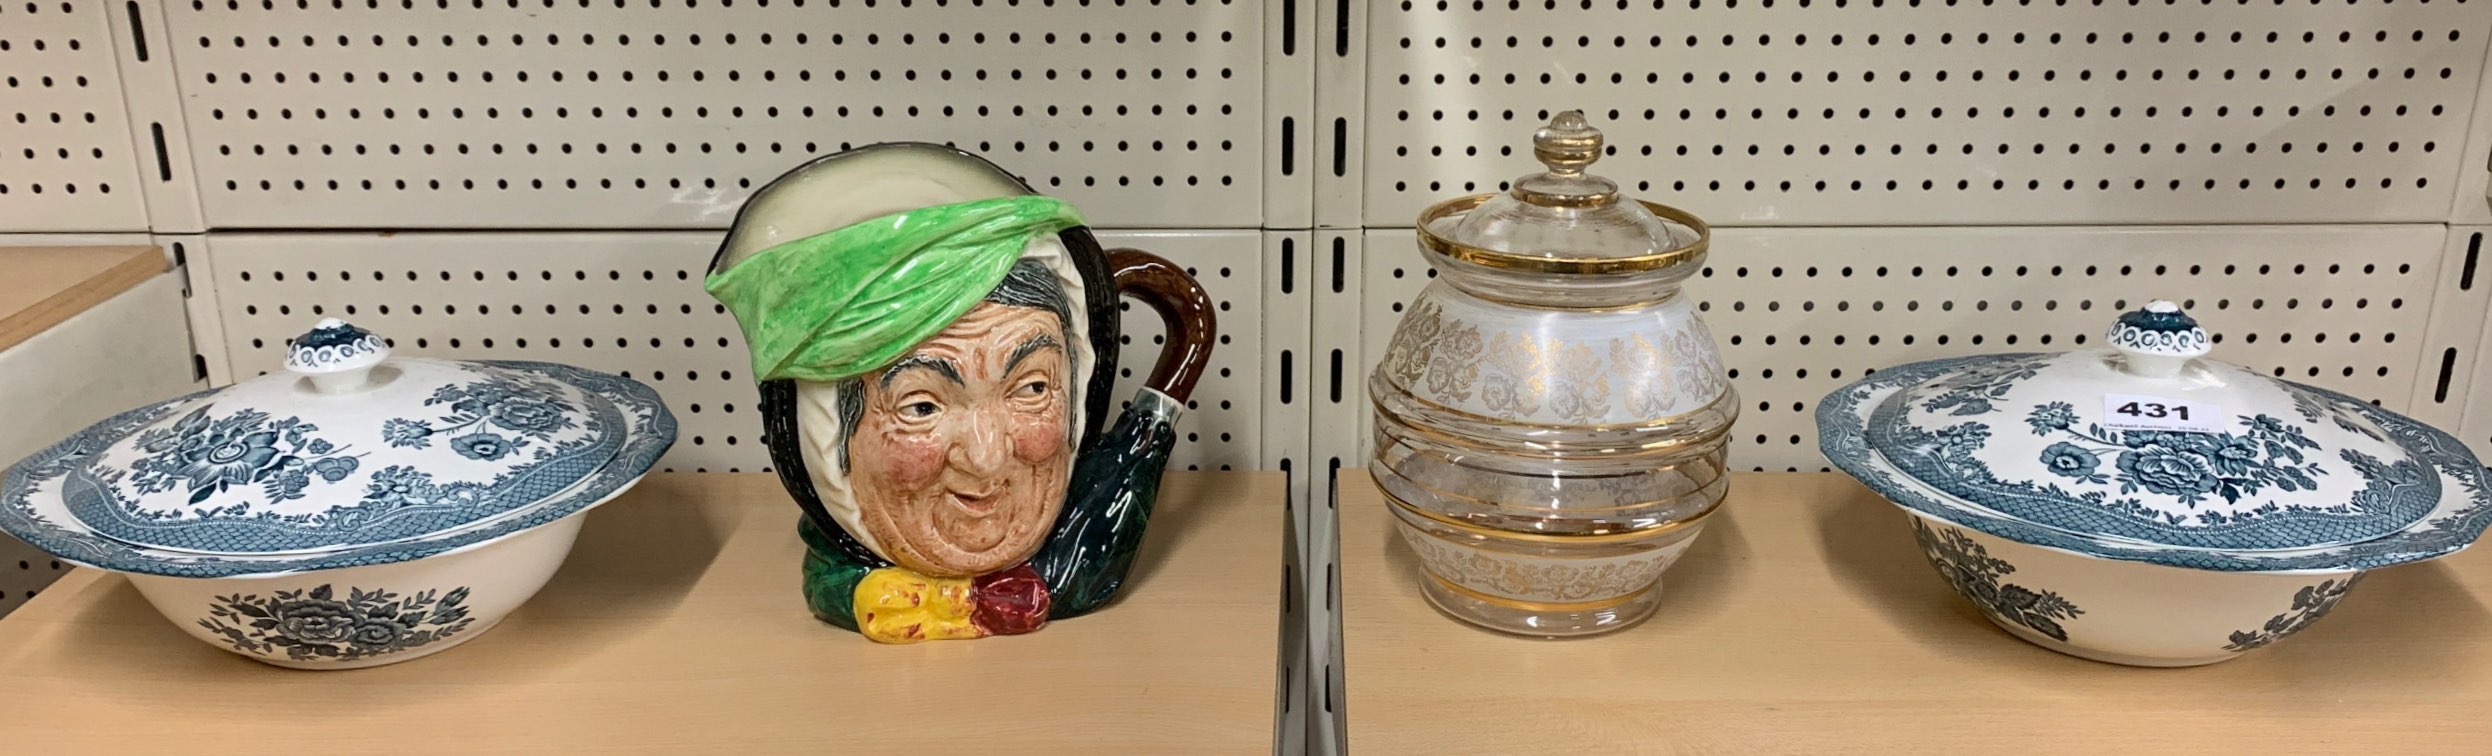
<box><xmin>56</xmin><ymin>319</ymin><xmax>628</xmax><ymax>556</ymax></box>
<box><xmin>1834</xmin><ymin>302</ymin><xmax>2474</xmax><ymax>556</ymax></box>
<box><xmin>1416</xmin><ymin>111</ymin><xmax>1708</xmax><ymax>283</ymax></box>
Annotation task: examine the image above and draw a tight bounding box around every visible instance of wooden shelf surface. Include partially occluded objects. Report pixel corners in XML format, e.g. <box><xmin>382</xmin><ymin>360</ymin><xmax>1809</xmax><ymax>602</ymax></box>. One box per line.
<box><xmin>1340</xmin><ymin>471</ymin><xmax>2492</xmax><ymax>755</ymax></box>
<box><xmin>0</xmin><ymin>472</ymin><xmax>1284</xmax><ymax>754</ymax></box>
<box><xmin>0</xmin><ymin>245</ymin><xmax>165</xmax><ymax>353</ymax></box>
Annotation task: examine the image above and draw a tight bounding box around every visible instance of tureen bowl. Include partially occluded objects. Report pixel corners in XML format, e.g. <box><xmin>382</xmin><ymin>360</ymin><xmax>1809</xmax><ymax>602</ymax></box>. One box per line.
<box><xmin>127</xmin><ymin>510</ymin><xmax>592</xmax><ymax>669</ymax></box>
<box><xmin>0</xmin><ymin>320</ymin><xmax>676</xmax><ymax>669</ymax></box>
<box><xmin>1820</xmin><ymin>302</ymin><xmax>2491</xmax><ymax>666</ymax></box>
<box><xmin>1897</xmin><ymin>509</ymin><xmax>2363</xmax><ymax>667</ymax></box>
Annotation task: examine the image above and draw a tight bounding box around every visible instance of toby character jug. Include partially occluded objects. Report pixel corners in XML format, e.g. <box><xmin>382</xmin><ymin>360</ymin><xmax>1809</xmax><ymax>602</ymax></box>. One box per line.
<box><xmin>707</xmin><ymin>144</ymin><xmax>1216</xmax><ymax>643</ymax></box>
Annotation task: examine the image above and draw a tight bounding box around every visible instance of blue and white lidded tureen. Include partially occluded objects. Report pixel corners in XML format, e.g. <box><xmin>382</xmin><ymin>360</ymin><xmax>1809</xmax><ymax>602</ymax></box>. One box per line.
<box><xmin>1819</xmin><ymin>302</ymin><xmax>2490</xmax><ymax>667</ymax></box>
<box><xmin>0</xmin><ymin>319</ymin><xmax>675</xmax><ymax>669</ymax></box>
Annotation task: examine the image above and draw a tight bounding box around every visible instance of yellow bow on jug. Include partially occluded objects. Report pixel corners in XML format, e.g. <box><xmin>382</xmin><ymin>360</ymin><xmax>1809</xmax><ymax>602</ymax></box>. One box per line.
<box><xmin>853</xmin><ymin>568</ymin><xmax>986</xmax><ymax>644</ymax></box>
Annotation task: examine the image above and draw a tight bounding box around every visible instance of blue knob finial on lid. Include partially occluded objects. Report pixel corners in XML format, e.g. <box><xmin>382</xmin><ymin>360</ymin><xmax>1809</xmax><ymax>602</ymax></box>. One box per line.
<box><xmin>285</xmin><ymin>319</ymin><xmax>390</xmax><ymax>391</ymax></box>
<box><xmin>2107</xmin><ymin>301</ymin><xmax>2211</xmax><ymax>378</ymax></box>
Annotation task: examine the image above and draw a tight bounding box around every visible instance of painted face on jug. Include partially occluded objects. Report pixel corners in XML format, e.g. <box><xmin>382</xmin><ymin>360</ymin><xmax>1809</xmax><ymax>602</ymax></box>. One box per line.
<box><xmin>848</xmin><ymin>301</ymin><xmax>1075</xmax><ymax>577</ymax></box>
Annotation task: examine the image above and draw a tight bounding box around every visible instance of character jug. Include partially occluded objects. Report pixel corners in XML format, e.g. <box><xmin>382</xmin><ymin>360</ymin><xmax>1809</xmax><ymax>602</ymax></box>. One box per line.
<box><xmin>708</xmin><ymin>144</ymin><xmax>1215</xmax><ymax>643</ymax></box>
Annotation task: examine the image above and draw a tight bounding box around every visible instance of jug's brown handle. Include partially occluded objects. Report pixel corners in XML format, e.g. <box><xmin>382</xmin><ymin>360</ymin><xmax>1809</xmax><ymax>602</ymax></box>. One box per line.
<box><xmin>1105</xmin><ymin>249</ymin><xmax>1216</xmax><ymax>403</ymax></box>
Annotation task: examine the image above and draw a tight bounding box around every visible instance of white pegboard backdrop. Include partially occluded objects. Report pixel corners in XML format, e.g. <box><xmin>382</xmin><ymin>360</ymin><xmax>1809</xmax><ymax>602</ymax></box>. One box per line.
<box><xmin>2456</xmin><ymin>40</ymin><xmax>2492</xmax><ymax>225</ymax></box>
<box><xmin>0</xmin><ymin>0</ymin><xmax>152</xmax><ymax>231</ymax></box>
<box><xmin>1356</xmin><ymin>1</ymin><xmax>2492</xmax><ymax>227</ymax></box>
<box><xmin>194</xmin><ymin>229</ymin><xmax>1273</xmax><ymax>475</ymax></box>
<box><xmin>159</xmin><ymin>0</ymin><xmax>1270</xmax><ymax>229</ymax></box>
<box><xmin>2455</xmin><ymin>227</ymin><xmax>2492</xmax><ymax>461</ymax></box>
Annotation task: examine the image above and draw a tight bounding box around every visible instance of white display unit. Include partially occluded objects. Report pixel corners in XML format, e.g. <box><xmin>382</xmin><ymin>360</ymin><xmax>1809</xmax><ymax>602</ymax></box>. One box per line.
<box><xmin>5</xmin><ymin>2</ymin><xmax>2492</xmax><ymax>753</ymax></box>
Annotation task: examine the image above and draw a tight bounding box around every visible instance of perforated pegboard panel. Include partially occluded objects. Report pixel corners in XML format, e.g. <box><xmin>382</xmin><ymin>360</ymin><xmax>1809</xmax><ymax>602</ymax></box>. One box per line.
<box><xmin>1311</xmin><ymin>0</ymin><xmax>1366</xmax><ymax>231</ymax></box>
<box><xmin>1303</xmin><ymin>229</ymin><xmax>1359</xmax><ymax>756</ymax></box>
<box><xmin>160</xmin><ymin>1</ymin><xmax>1267</xmax><ymax>229</ymax></box>
<box><xmin>2409</xmin><ymin>227</ymin><xmax>2487</xmax><ymax>431</ymax></box>
<box><xmin>194</xmin><ymin>229</ymin><xmax>1272</xmax><ymax>474</ymax></box>
<box><xmin>0</xmin><ymin>0</ymin><xmax>151</xmax><ymax>231</ymax></box>
<box><xmin>1262</xmin><ymin>0</ymin><xmax>1318</xmax><ymax>233</ymax></box>
<box><xmin>106</xmin><ymin>0</ymin><xmax>210</xmax><ymax>233</ymax></box>
<box><xmin>1260</xmin><ymin>231</ymin><xmax>1312</xmax><ymax>756</ymax></box>
<box><xmin>0</xmin><ymin>546</ymin><xmax>69</xmax><ymax>615</ymax></box>
<box><xmin>1357</xmin><ymin>2</ymin><xmax>2492</xmax><ymax>227</ymax></box>
<box><xmin>2452</xmin><ymin>228</ymin><xmax>2492</xmax><ymax>461</ymax></box>
<box><xmin>1349</xmin><ymin>224</ymin><xmax>2453</xmax><ymax>472</ymax></box>
<box><xmin>1105</xmin><ymin>231</ymin><xmax>1266</xmax><ymax>473</ymax></box>
<box><xmin>2454</xmin><ymin>41</ymin><xmax>2492</xmax><ymax>225</ymax></box>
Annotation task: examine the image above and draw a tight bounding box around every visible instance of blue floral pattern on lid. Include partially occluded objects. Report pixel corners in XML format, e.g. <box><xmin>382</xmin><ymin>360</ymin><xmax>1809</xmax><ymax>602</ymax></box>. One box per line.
<box><xmin>1819</xmin><ymin>353</ymin><xmax>2492</xmax><ymax>572</ymax></box>
<box><xmin>0</xmin><ymin>361</ymin><xmax>675</xmax><ymax>578</ymax></box>
<box><xmin>1833</xmin><ymin>303</ymin><xmax>2448</xmax><ymax>553</ymax></box>
<box><xmin>46</xmin><ymin>321</ymin><xmax>630</xmax><ymax>556</ymax></box>
<box><xmin>1864</xmin><ymin>370</ymin><xmax>2436</xmax><ymax>550</ymax></box>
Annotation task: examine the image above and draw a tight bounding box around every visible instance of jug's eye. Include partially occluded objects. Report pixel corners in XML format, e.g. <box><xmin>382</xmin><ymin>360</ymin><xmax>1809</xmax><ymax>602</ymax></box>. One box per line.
<box><xmin>901</xmin><ymin>400</ymin><xmax>941</xmax><ymax>419</ymax></box>
<box><xmin>1015</xmin><ymin>380</ymin><xmax>1049</xmax><ymax>398</ymax></box>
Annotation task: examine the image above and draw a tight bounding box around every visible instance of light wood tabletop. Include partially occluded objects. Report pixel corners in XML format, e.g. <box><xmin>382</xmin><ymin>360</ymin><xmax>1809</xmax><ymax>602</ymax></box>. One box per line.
<box><xmin>0</xmin><ymin>471</ymin><xmax>1284</xmax><ymax>754</ymax></box>
<box><xmin>0</xmin><ymin>245</ymin><xmax>165</xmax><ymax>354</ymax></box>
<box><xmin>1340</xmin><ymin>471</ymin><xmax>2492</xmax><ymax>755</ymax></box>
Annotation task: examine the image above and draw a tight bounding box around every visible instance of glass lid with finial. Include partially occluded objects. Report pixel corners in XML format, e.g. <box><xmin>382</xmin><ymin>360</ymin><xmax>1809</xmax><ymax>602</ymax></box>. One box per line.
<box><xmin>50</xmin><ymin>319</ymin><xmax>631</xmax><ymax>556</ymax></box>
<box><xmin>1819</xmin><ymin>301</ymin><xmax>2492</xmax><ymax>566</ymax></box>
<box><xmin>1416</xmin><ymin>111</ymin><xmax>1709</xmax><ymax>307</ymax></box>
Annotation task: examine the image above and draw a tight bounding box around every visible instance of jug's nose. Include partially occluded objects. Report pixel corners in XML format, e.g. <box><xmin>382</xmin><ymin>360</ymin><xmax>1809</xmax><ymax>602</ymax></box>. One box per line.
<box><xmin>946</xmin><ymin>403</ymin><xmax>1014</xmax><ymax>477</ymax></box>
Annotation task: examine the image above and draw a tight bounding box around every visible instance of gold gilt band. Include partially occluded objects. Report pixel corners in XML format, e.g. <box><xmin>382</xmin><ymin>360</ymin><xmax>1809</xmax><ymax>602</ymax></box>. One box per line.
<box><xmin>1414</xmin><ymin>193</ymin><xmax>1711</xmax><ymax>275</ymax></box>
<box><xmin>1378</xmin><ymin>484</ymin><xmax>1723</xmax><ymax>544</ymax></box>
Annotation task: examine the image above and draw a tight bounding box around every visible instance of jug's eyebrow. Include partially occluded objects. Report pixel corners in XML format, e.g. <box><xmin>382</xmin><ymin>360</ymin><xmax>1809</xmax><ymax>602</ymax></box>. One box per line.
<box><xmin>1004</xmin><ymin>334</ymin><xmax>1064</xmax><ymax>374</ymax></box>
<box><xmin>880</xmin><ymin>353</ymin><xmax>964</xmax><ymax>388</ymax></box>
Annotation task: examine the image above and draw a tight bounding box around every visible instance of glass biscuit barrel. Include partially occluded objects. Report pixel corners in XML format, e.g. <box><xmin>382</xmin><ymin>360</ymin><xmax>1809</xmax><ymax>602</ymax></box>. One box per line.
<box><xmin>1368</xmin><ymin>112</ymin><xmax>1736</xmax><ymax>637</ymax></box>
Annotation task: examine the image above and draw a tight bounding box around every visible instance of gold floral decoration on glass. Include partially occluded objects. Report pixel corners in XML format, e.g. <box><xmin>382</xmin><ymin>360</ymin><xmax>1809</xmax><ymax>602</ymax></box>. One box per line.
<box><xmin>1384</xmin><ymin>306</ymin><xmax>1724</xmax><ymax>425</ymax></box>
<box><xmin>1402</xmin><ymin>532</ymin><xmax>1666</xmax><ymax>602</ymax></box>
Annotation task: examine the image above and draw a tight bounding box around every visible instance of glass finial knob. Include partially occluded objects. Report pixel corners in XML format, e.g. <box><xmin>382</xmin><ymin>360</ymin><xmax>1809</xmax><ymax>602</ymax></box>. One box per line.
<box><xmin>1532</xmin><ymin>110</ymin><xmax>1604</xmax><ymax>175</ymax></box>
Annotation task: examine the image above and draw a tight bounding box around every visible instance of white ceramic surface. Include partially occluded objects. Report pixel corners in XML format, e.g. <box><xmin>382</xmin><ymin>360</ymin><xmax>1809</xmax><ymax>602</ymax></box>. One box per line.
<box><xmin>132</xmin><ymin>512</ymin><xmax>587</xmax><ymax>669</ymax></box>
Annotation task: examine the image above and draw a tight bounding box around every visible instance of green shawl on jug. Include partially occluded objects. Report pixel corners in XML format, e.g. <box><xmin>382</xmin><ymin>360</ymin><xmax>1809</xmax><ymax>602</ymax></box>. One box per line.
<box><xmin>704</xmin><ymin>195</ymin><xmax>1087</xmax><ymax>383</ymax></box>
